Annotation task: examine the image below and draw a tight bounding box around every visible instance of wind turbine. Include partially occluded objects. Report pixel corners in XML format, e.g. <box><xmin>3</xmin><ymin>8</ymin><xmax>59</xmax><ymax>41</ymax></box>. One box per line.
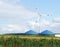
<box><xmin>35</xmin><ymin>8</ymin><xmax>53</xmax><ymax>33</ymax></box>
<box><xmin>35</xmin><ymin>8</ymin><xmax>42</xmax><ymax>33</ymax></box>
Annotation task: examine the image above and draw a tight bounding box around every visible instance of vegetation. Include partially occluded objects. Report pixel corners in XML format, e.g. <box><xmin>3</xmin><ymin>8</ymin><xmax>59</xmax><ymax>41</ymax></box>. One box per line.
<box><xmin>0</xmin><ymin>35</ymin><xmax>60</xmax><ymax>47</ymax></box>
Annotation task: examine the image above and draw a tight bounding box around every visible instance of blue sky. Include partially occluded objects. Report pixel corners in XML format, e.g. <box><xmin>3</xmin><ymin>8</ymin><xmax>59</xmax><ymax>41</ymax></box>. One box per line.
<box><xmin>21</xmin><ymin>0</ymin><xmax>60</xmax><ymax>16</ymax></box>
<box><xmin>0</xmin><ymin>0</ymin><xmax>60</xmax><ymax>34</ymax></box>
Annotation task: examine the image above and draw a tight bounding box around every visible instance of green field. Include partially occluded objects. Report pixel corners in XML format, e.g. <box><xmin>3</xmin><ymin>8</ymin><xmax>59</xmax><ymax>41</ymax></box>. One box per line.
<box><xmin>0</xmin><ymin>35</ymin><xmax>60</xmax><ymax>47</ymax></box>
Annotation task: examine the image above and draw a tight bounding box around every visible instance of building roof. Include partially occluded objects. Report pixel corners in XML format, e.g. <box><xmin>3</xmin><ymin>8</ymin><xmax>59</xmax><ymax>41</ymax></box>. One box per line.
<box><xmin>25</xmin><ymin>30</ymin><xmax>37</xmax><ymax>35</ymax></box>
<box><xmin>41</xmin><ymin>30</ymin><xmax>54</xmax><ymax>35</ymax></box>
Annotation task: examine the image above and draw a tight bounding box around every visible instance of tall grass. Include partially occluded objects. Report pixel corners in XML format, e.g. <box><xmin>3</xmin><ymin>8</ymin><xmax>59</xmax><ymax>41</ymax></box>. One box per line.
<box><xmin>0</xmin><ymin>36</ymin><xmax>60</xmax><ymax>47</ymax></box>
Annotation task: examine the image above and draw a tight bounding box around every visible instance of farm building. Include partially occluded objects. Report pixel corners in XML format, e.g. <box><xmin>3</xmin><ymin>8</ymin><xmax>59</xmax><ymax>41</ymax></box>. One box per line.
<box><xmin>25</xmin><ymin>30</ymin><xmax>38</xmax><ymax>35</ymax></box>
<box><xmin>40</xmin><ymin>30</ymin><xmax>55</xmax><ymax>36</ymax></box>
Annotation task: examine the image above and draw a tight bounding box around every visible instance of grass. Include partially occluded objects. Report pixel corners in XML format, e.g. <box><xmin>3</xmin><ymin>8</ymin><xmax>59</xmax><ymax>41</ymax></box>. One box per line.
<box><xmin>0</xmin><ymin>45</ymin><xmax>3</xmax><ymax>47</ymax></box>
<box><xmin>0</xmin><ymin>35</ymin><xmax>60</xmax><ymax>47</ymax></box>
<box><xmin>0</xmin><ymin>35</ymin><xmax>60</xmax><ymax>40</ymax></box>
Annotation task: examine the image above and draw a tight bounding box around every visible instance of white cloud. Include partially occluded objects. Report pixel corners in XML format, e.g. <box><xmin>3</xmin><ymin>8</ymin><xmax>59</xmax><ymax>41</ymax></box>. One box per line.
<box><xmin>53</xmin><ymin>18</ymin><xmax>60</xmax><ymax>23</ymax></box>
<box><xmin>27</xmin><ymin>20</ymin><xmax>50</xmax><ymax>32</ymax></box>
<box><xmin>0</xmin><ymin>24</ymin><xmax>28</xmax><ymax>34</ymax></box>
<box><xmin>0</xmin><ymin>0</ymin><xmax>38</xmax><ymax>19</ymax></box>
<box><xmin>0</xmin><ymin>24</ymin><xmax>20</xmax><ymax>33</ymax></box>
<box><xmin>0</xmin><ymin>0</ymin><xmax>39</xmax><ymax>34</ymax></box>
<box><xmin>0</xmin><ymin>18</ymin><xmax>60</xmax><ymax>34</ymax></box>
<box><xmin>49</xmin><ymin>22</ymin><xmax>60</xmax><ymax>33</ymax></box>
<box><xmin>0</xmin><ymin>0</ymin><xmax>60</xmax><ymax>34</ymax></box>
<box><xmin>0</xmin><ymin>0</ymin><xmax>21</xmax><ymax>4</ymax></box>
<box><xmin>7</xmin><ymin>24</ymin><xmax>21</xmax><ymax>31</ymax></box>
<box><xmin>27</xmin><ymin>18</ymin><xmax>60</xmax><ymax>33</ymax></box>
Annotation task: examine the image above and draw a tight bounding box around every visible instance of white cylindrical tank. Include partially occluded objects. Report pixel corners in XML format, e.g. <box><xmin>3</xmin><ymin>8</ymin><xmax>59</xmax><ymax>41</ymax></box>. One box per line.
<box><xmin>55</xmin><ymin>34</ymin><xmax>60</xmax><ymax>37</ymax></box>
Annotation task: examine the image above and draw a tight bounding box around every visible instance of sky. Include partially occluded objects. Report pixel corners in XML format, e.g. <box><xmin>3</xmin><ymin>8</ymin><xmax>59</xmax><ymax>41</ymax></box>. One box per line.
<box><xmin>0</xmin><ymin>0</ymin><xmax>60</xmax><ymax>34</ymax></box>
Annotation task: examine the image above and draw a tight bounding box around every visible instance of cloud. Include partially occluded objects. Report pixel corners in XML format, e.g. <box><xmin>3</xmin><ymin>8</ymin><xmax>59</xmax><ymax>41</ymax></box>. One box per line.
<box><xmin>0</xmin><ymin>0</ymin><xmax>21</xmax><ymax>4</ymax></box>
<box><xmin>0</xmin><ymin>24</ymin><xmax>28</xmax><ymax>34</ymax></box>
<box><xmin>27</xmin><ymin>18</ymin><xmax>60</xmax><ymax>33</ymax></box>
<box><xmin>27</xmin><ymin>20</ymin><xmax>50</xmax><ymax>32</ymax></box>
<box><xmin>0</xmin><ymin>24</ymin><xmax>20</xmax><ymax>33</ymax></box>
<box><xmin>0</xmin><ymin>17</ymin><xmax>60</xmax><ymax>34</ymax></box>
<box><xmin>53</xmin><ymin>18</ymin><xmax>60</xmax><ymax>23</ymax></box>
<box><xmin>49</xmin><ymin>22</ymin><xmax>60</xmax><ymax>33</ymax></box>
<box><xmin>0</xmin><ymin>0</ymin><xmax>38</xmax><ymax>19</ymax></box>
<box><xmin>0</xmin><ymin>0</ymin><xmax>60</xmax><ymax>34</ymax></box>
<box><xmin>0</xmin><ymin>0</ymin><xmax>38</xmax><ymax>34</ymax></box>
<box><xmin>0</xmin><ymin>0</ymin><xmax>38</xmax><ymax>25</ymax></box>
